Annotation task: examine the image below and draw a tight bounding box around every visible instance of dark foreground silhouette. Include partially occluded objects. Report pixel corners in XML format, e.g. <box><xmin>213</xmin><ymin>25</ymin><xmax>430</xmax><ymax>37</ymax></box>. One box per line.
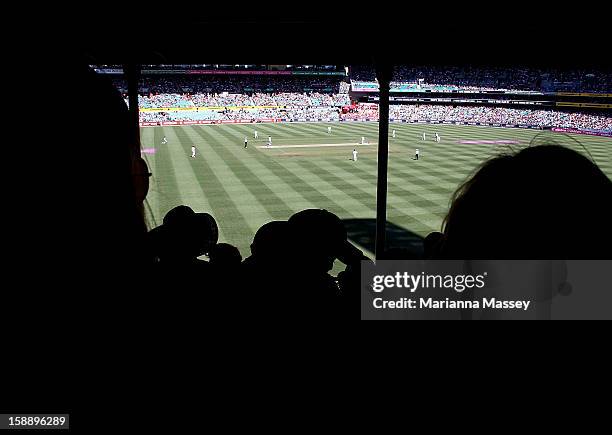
<box><xmin>62</xmin><ymin>67</ymin><xmax>612</xmax><ymax>319</ymax></box>
<box><xmin>427</xmin><ymin>144</ymin><xmax>612</xmax><ymax>259</ymax></box>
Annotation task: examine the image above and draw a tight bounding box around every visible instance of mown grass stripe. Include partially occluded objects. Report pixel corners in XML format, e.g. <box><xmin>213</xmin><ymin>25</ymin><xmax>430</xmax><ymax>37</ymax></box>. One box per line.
<box><xmin>161</xmin><ymin>126</ymin><xmax>227</xmax><ymax>241</ymax></box>
<box><xmin>221</xmin><ymin>125</ymin><xmax>358</xmax><ymax>218</ymax></box>
<box><xmin>141</xmin><ymin>122</ymin><xmax>612</xmax><ymax>257</ymax></box>
<box><xmin>193</xmin><ymin>125</ymin><xmax>294</xmax><ymax>220</ymax></box>
<box><xmin>171</xmin><ymin>126</ymin><xmax>255</xmax><ymax>251</ymax></box>
<box><xmin>151</xmin><ymin>127</ymin><xmax>183</xmax><ymax>227</ymax></box>
<box><xmin>139</xmin><ymin>127</ymin><xmax>159</xmax><ymax>228</ymax></box>
<box><xmin>180</xmin><ymin>127</ymin><xmax>275</xmax><ymax>233</ymax></box>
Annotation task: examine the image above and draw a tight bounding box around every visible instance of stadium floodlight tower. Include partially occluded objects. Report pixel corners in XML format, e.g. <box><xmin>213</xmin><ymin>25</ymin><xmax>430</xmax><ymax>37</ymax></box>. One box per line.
<box><xmin>374</xmin><ymin>62</ymin><xmax>393</xmax><ymax>260</ymax></box>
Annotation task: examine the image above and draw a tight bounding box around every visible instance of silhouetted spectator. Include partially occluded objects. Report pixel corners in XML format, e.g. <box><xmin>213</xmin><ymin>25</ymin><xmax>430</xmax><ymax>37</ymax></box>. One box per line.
<box><xmin>240</xmin><ymin>221</ymin><xmax>293</xmax><ymax>299</ymax></box>
<box><xmin>71</xmin><ymin>66</ymin><xmax>151</xmax><ymax>268</ymax></box>
<box><xmin>287</xmin><ymin>209</ymin><xmax>345</xmax><ymax>292</ymax></box>
<box><xmin>423</xmin><ymin>232</ymin><xmax>444</xmax><ymax>259</ymax></box>
<box><xmin>209</xmin><ymin>243</ymin><xmax>242</xmax><ymax>270</ymax></box>
<box><xmin>433</xmin><ymin>144</ymin><xmax>612</xmax><ymax>258</ymax></box>
<box><xmin>286</xmin><ymin>209</ymin><xmax>369</xmax><ymax>315</ymax></box>
<box><xmin>149</xmin><ymin>206</ymin><xmax>218</xmax><ymax>269</ymax></box>
<box><xmin>163</xmin><ymin>205</ymin><xmax>197</xmax><ymax>226</ymax></box>
<box><xmin>13</xmin><ymin>65</ymin><xmax>158</xmax><ymax>405</ymax></box>
<box><xmin>336</xmin><ymin>237</ymin><xmax>371</xmax><ymax>317</ymax></box>
<box><xmin>242</xmin><ymin>221</ymin><xmax>291</xmax><ymax>267</ymax></box>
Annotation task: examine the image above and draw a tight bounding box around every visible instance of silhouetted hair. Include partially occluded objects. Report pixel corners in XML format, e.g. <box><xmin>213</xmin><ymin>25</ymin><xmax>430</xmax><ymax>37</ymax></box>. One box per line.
<box><xmin>66</xmin><ymin>65</ymin><xmax>149</xmax><ymax>266</ymax></box>
<box><xmin>163</xmin><ymin>205</ymin><xmax>195</xmax><ymax>226</ymax></box>
<box><xmin>424</xmin><ymin>232</ymin><xmax>444</xmax><ymax>259</ymax></box>
<box><xmin>250</xmin><ymin>220</ymin><xmax>290</xmax><ymax>258</ymax></box>
<box><xmin>440</xmin><ymin>144</ymin><xmax>612</xmax><ymax>258</ymax></box>
<box><xmin>151</xmin><ymin>206</ymin><xmax>219</xmax><ymax>261</ymax></box>
<box><xmin>288</xmin><ymin>209</ymin><xmax>348</xmax><ymax>272</ymax></box>
<box><xmin>209</xmin><ymin>243</ymin><xmax>242</xmax><ymax>267</ymax></box>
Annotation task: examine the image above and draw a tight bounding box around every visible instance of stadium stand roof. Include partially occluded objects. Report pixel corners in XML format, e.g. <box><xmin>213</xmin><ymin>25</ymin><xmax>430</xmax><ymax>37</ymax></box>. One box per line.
<box><xmin>72</xmin><ymin>7</ymin><xmax>611</xmax><ymax>69</ymax></box>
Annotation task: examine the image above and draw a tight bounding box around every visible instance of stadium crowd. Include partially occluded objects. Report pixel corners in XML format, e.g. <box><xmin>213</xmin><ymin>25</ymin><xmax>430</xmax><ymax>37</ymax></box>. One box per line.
<box><xmin>140</xmin><ymin>102</ymin><xmax>612</xmax><ymax>132</ymax></box>
<box><xmin>388</xmin><ymin>105</ymin><xmax>612</xmax><ymax>131</ymax></box>
<box><xmin>100</xmin><ymin>64</ymin><xmax>342</xmax><ymax>72</ymax></box>
<box><xmin>108</xmin><ymin>64</ymin><xmax>611</xmax><ymax>94</ymax></box>
<box><xmin>350</xmin><ymin>65</ymin><xmax>612</xmax><ymax>93</ymax></box>
<box><xmin>135</xmin><ymin>91</ymin><xmax>351</xmax><ymax>109</ymax></box>
<box><xmin>139</xmin><ymin>106</ymin><xmax>342</xmax><ymax>123</ymax></box>
<box><xmin>107</xmin><ymin>67</ymin><xmax>611</xmax><ymax>133</ymax></box>
<box><xmin>114</xmin><ymin>75</ymin><xmax>348</xmax><ymax>95</ymax></box>
<box><xmin>114</xmin><ymin>66</ymin><xmax>612</xmax><ymax>132</ymax></box>
<box><xmin>66</xmin><ymin>66</ymin><xmax>612</xmax><ymax>321</ymax></box>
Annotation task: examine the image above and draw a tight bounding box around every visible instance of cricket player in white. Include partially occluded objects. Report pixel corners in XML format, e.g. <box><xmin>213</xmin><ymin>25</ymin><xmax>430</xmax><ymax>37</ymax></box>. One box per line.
<box><xmin>414</xmin><ymin>148</ymin><xmax>420</xmax><ymax>160</ymax></box>
<box><xmin>267</xmin><ymin>136</ymin><xmax>272</xmax><ymax>147</ymax></box>
<box><xmin>244</xmin><ymin>137</ymin><xmax>248</xmax><ymax>148</ymax></box>
<box><xmin>254</xmin><ymin>130</ymin><xmax>258</xmax><ymax>139</ymax></box>
<box><xmin>352</xmin><ymin>148</ymin><xmax>358</xmax><ymax>162</ymax></box>
<box><xmin>328</xmin><ymin>126</ymin><xmax>332</xmax><ymax>134</ymax></box>
<box><xmin>392</xmin><ymin>129</ymin><xmax>396</xmax><ymax>138</ymax></box>
<box><xmin>435</xmin><ymin>133</ymin><xmax>440</xmax><ymax>143</ymax></box>
<box><xmin>361</xmin><ymin>136</ymin><xmax>365</xmax><ymax>145</ymax></box>
<box><xmin>162</xmin><ymin>136</ymin><xmax>167</xmax><ymax>144</ymax></box>
<box><xmin>422</xmin><ymin>132</ymin><xmax>426</xmax><ymax>141</ymax></box>
<box><xmin>191</xmin><ymin>145</ymin><xmax>196</xmax><ymax>158</ymax></box>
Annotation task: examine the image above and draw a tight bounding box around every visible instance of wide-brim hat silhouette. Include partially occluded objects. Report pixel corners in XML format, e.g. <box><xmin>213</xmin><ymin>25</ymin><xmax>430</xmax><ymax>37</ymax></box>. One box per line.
<box><xmin>149</xmin><ymin>206</ymin><xmax>219</xmax><ymax>259</ymax></box>
<box><xmin>288</xmin><ymin>208</ymin><xmax>349</xmax><ymax>258</ymax></box>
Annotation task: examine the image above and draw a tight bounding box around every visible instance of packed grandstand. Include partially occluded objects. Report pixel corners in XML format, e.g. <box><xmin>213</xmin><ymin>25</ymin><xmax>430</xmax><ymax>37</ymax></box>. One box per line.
<box><xmin>94</xmin><ymin>65</ymin><xmax>612</xmax><ymax>134</ymax></box>
<box><xmin>351</xmin><ymin>65</ymin><xmax>612</xmax><ymax>93</ymax></box>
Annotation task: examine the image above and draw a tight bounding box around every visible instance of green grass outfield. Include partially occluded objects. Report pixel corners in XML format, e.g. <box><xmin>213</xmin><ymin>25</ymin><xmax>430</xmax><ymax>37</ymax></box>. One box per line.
<box><xmin>140</xmin><ymin>122</ymin><xmax>612</xmax><ymax>263</ymax></box>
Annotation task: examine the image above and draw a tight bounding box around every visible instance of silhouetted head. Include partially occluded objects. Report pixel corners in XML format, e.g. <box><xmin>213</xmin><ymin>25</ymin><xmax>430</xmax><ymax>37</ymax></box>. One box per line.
<box><xmin>69</xmin><ymin>66</ymin><xmax>149</xmax><ymax>265</ymax></box>
<box><xmin>440</xmin><ymin>144</ymin><xmax>612</xmax><ymax>258</ymax></box>
<box><xmin>163</xmin><ymin>205</ymin><xmax>195</xmax><ymax>226</ymax></box>
<box><xmin>250</xmin><ymin>220</ymin><xmax>290</xmax><ymax>259</ymax></box>
<box><xmin>424</xmin><ymin>231</ymin><xmax>444</xmax><ymax>259</ymax></box>
<box><xmin>209</xmin><ymin>243</ymin><xmax>242</xmax><ymax>268</ymax></box>
<box><xmin>288</xmin><ymin>209</ymin><xmax>348</xmax><ymax>272</ymax></box>
<box><xmin>152</xmin><ymin>206</ymin><xmax>219</xmax><ymax>261</ymax></box>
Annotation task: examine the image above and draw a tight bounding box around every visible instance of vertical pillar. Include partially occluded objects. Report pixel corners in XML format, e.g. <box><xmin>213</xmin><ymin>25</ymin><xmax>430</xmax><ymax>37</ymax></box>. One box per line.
<box><xmin>374</xmin><ymin>63</ymin><xmax>393</xmax><ymax>260</ymax></box>
<box><xmin>123</xmin><ymin>63</ymin><xmax>141</xmax><ymax>151</ymax></box>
